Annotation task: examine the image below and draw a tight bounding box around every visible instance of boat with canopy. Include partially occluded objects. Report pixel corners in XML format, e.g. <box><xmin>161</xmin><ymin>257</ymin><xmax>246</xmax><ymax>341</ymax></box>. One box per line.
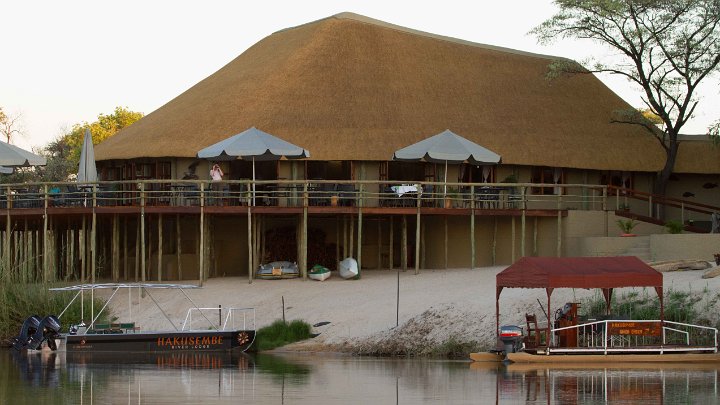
<box><xmin>12</xmin><ymin>283</ymin><xmax>256</xmax><ymax>353</ymax></box>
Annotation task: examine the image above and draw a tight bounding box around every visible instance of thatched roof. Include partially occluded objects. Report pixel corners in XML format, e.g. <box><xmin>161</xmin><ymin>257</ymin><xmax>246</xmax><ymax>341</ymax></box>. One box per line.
<box><xmin>95</xmin><ymin>12</ymin><xmax>718</xmax><ymax>173</ymax></box>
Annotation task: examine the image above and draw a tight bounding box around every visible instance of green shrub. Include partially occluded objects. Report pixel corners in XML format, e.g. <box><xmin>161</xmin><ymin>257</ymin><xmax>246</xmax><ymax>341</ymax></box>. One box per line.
<box><xmin>252</xmin><ymin>319</ymin><xmax>312</xmax><ymax>351</ymax></box>
<box><xmin>0</xmin><ymin>282</ymin><xmax>108</xmax><ymax>344</ymax></box>
<box><xmin>616</xmin><ymin>218</ymin><xmax>637</xmax><ymax>234</ymax></box>
<box><xmin>664</xmin><ymin>220</ymin><xmax>684</xmax><ymax>234</ymax></box>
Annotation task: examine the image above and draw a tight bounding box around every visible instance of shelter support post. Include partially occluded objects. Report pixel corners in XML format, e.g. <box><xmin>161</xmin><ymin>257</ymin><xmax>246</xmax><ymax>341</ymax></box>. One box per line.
<box><xmin>198</xmin><ymin>183</ymin><xmax>204</xmax><ymax>285</ymax></box>
<box><xmin>602</xmin><ymin>288</ymin><xmax>613</xmax><ymax>315</ymax></box>
<box><xmin>495</xmin><ymin>286</ymin><xmax>503</xmax><ymax>338</ymax></box>
<box><xmin>401</xmin><ymin>216</ymin><xmax>407</xmax><ymax>271</ymax></box>
<box><xmin>546</xmin><ymin>288</ymin><xmax>553</xmax><ymax>349</ymax></box>
<box><xmin>357</xmin><ymin>184</ymin><xmax>363</xmax><ymax>273</ymax></box>
<box><xmin>377</xmin><ymin>218</ymin><xmax>382</xmax><ymax>269</ymax></box>
<box><xmin>141</xmin><ymin>183</ymin><xmax>146</xmax><ymax>283</ymax></box>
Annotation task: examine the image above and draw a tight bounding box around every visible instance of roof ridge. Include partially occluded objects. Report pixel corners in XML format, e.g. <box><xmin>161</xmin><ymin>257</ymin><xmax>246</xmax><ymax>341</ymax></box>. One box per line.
<box><xmin>274</xmin><ymin>12</ymin><xmax>568</xmax><ymax>62</ymax></box>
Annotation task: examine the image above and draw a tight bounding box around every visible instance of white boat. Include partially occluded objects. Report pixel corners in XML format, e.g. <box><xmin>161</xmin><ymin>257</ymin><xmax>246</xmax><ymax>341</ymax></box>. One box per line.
<box><xmin>309</xmin><ymin>265</ymin><xmax>331</xmax><ymax>281</ymax></box>
<box><xmin>256</xmin><ymin>261</ymin><xmax>300</xmax><ymax>279</ymax></box>
<box><xmin>338</xmin><ymin>258</ymin><xmax>359</xmax><ymax>279</ymax></box>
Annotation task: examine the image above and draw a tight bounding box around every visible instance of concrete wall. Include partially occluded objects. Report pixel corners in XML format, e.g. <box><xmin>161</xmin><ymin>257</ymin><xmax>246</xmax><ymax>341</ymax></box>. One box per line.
<box><xmin>574</xmin><ymin>234</ymin><xmax>720</xmax><ymax>262</ymax></box>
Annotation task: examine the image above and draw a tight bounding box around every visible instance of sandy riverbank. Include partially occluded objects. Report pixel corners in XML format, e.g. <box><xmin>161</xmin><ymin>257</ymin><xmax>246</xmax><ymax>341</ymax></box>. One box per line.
<box><xmin>102</xmin><ymin>264</ymin><xmax>720</xmax><ymax>354</ymax></box>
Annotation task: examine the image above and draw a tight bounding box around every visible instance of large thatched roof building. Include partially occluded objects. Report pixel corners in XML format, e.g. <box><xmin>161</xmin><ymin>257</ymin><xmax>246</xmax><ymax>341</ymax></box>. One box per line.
<box><xmin>94</xmin><ymin>12</ymin><xmax>718</xmax><ymax>174</ymax></box>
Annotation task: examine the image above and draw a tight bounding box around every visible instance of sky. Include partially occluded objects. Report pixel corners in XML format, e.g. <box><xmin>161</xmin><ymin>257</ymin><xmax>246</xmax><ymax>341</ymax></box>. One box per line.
<box><xmin>2</xmin><ymin>1</ymin><xmax>718</xmax><ymax>152</ymax></box>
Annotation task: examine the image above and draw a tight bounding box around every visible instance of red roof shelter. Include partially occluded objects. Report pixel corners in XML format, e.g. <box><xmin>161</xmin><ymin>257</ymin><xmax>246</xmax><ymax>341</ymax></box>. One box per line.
<box><xmin>495</xmin><ymin>256</ymin><xmax>664</xmax><ymax>339</ymax></box>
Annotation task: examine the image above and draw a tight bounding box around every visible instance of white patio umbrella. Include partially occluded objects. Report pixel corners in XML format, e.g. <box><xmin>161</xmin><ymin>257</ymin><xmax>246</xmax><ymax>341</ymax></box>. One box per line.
<box><xmin>77</xmin><ymin>128</ymin><xmax>98</xmax><ymax>183</ymax></box>
<box><xmin>392</xmin><ymin>129</ymin><xmax>501</xmax><ymax>195</ymax></box>
<box><xmin>197</xmin><ymin>127</ymin><xmax>310</xmax><ymax>205</ymax></box>
<box><xmin>0</xmin><ymin>140</ymin><xmax>46</xmax><ymax>167</ymax></box>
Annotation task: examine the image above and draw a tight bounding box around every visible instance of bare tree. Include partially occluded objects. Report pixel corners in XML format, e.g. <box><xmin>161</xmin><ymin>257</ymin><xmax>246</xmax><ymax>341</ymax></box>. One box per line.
<box><xmin>0</xmin><ymin>107</ymin><xmax>24</xmax><ymax>144</ymax></box>
<box><xmin>532</xmin><ymin>0</ymin><xmax>720</xmax><ymax>196</ymax></box>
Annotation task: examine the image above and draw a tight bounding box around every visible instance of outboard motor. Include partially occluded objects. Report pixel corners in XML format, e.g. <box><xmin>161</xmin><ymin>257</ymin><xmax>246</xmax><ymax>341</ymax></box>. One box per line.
<box><xmin>12</xmin><ymin>315</ymin><xmax>42</xmax><ymax>351</ymax></box>
<box><xmin>499</xmin><ymin>325</ymin><xmax>524</xmax><ymax>354</ymax></box>
<box><xmin>26</xmin><ymin>315</ymin><xmax>61</xmax><ymax>351</ymax></box>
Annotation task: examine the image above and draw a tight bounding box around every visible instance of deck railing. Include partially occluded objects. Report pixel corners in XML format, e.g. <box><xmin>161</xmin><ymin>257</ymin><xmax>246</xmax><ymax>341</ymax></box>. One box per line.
<box><xmin>0</xmin><ymin>179</ymin><xmax>609</xmax><ymax>212</ymax></box>
<box><xmin>549</xmin><ymin>319</ymin><xmax>718</xmax><ymax>354</ymax></box>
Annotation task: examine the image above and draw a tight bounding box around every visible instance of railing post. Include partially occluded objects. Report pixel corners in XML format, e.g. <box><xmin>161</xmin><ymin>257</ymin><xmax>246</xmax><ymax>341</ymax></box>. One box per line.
<box><xmin>648</xmin><ymin>195</ymin><xmax>653</xmax><ymax>218</ymax></box>
<box><xmin>681</xmin><ymin>202</ymin><xmax>685</xmax><ymax>226</ymax></box>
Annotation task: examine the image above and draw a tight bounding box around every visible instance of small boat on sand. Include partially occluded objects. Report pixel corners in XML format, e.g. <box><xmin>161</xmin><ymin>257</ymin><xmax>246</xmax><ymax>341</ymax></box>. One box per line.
<box><xmin>338</xmin><ymin>258</ymin><xmax>359</xmax><ymax>279</ymax></box>
<box><xmin>256</xmin><ymin>261</ymin><xmax>300</xmax><ymax>279</ymax></box>
<box><xmin>309</xmin><ymin>265</ymin><xmax>331</xmax><ymax>281</ymax></box>
<box><xmin>12</xmin><ymin>283</ymin><xmax>256</xmax><ymax>353</ymax></box>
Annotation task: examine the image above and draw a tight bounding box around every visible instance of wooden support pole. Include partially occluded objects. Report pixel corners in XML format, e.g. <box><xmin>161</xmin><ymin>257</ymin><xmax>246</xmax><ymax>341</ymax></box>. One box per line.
<box><xmin>492</xmin><ymin>218</ymin><xmax>497</xmax><ymax>266</ymax></box>
<box><xmin>199</xmin><ymin>182</ymin><xmax>204</xmax><ymax>285</ymax></box>
<box><xmin>357</xmin><ymin>184</ymin><xmax>363</xmax><ymax>272</ymax></box>
<box><xmin>377</xmin><ymin>219</ymin><xmax>382</xmax><ymax>269</ymax></box>
<box><xmin>342</xmin><ymin>216</ymin><xmax>348</xmax><ymax>258</ymax></box>
<box><xmin>112</xmin><ymin>214</ymin><xmax>119</xmax><ymax>281</ymax></box>
<box><xmin>157</xmin><ymin>213</ymin><xmax>163</xmax><ymax>282</ymax></box>
<box><xmin>4</xmin><ymin>186</ymin><xmax>10</xmax><ymax>277</ymax></box>
<box><xmin>43</xmin><ymin>185</ymin><xmax>49</xmax><ymax>282</ymax></box>
<box><xmin>414</xmin><ymin>190</ymin><xmax>420</xmax><ymax>275</ymax></box>
<box><xmin>140</xmin><ymin>183</ymin><xmax>146</xmax><ymax>283</ymax></box>
<box><xmin>91</xmin><ymin>186</ymin><xmax>97</xmax><ymax>284</ymax></box>
<box><xmin>421</xmin><ymin>219</ymin><xmax>426</xmax><ymax>269</ymax></box>
<box><xmin>247</xmin><ymin>205</ymin><xmax>253</xmax><ymax>284</ymax></box>
<box><xmin>123</xmin><ymin>219</ymin><xmax>128</xmax><ymax>281</ymax></box>
<box><xmin>176</xmin><ymin>214</ymin><xmax>182</xmax><ymax>281</ymax></box>
<box><xmin>389</xmin><ymin>216</ymin><xmax>394</xmax><ymax>270</ymax></box>
<box><xmin>81</xmin><ymin>216</ymin><xmax>86</xmax><ymax>282</ymax></box>
<box><xmin>301</xmin><ymin>184</ymin><xmax>308</xmax><ymax>279</ymax></box>
<box><xmin>470</xmin><ymin>186</ymin><xmax>475</xmax><ymax>270</ymax></box>
<box><xmin>557</xmin><ymin>194</ymin><xmax>562</xmax><ymax>257</ymax></box>
<box><xmin>401</xmin><ymin>215</ymin><xmax>407</xmax><ymax>271</ymax></box>
<box><xmin>349</xmin><ymin>214</ymin><xmax>354</xmax><ymax>259</ymax></box>
<box><xmin>521</xmin><ymin>187</ymin><xmax>526</xmax><ymax>258</ymax></box>
<box><xmin>533</xmin><ymin>217</ymin><xmax>538</xmax><ymax>256</ymax></box>
<box><xmin>336</xmin><ymin>216</ymin><xmax>340</xmax><ymax>269</ymax></box>
<box><xmin>134</xmin><ymin>219</ymin><xmax>140</xmax><ymax>282</ymax></box>
<box><xmin>444</xmin><ymin>215</ymin><xmax>448</xmax><ymax>269</ymax></box>
<box><xmin>511</xmin><ymin>216</ymin><xmax>516</xmax><ymax>263</ymax></box>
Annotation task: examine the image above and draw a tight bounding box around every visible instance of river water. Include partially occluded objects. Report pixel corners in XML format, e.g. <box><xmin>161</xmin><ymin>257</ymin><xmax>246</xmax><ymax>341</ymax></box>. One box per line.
<box><xmin>1</xmin><ymin>350</ymin><xmax>718</xmax><ymax>404</ymax></box>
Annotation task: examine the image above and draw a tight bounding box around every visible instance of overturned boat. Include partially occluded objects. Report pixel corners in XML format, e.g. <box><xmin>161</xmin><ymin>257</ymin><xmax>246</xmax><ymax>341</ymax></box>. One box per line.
<box><xmin>256</xmin><ymin>261</ymin><xmax>300</xmax><ymax>279</ymax></box>
<box><xmin>13</xmin><ymin>283</ymin><xmax>256</xmax><ymax>353</ymax></box>
<box><xmin>309</xmin><ymin>265</ymin><xmax>331</xmax><ymax>281</ymax></box>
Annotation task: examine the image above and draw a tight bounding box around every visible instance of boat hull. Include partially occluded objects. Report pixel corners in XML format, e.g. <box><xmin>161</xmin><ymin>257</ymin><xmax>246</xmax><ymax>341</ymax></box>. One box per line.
<box><xmin>62</xmin><ymin>330</ymin><xmax>255</xmax><ymax>353</ymax></box>
<box><xmin>506</xmin><ymin>351</ymin><xmax>720</xmax><ymax>364</ymax></box>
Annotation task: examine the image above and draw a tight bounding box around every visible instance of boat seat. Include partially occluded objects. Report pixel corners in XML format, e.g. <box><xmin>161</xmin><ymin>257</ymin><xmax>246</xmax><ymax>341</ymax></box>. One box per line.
<box><xmin>524</xmin><ymin>313</ymin><xmax>544</xmax><ymax>349</ymax></box>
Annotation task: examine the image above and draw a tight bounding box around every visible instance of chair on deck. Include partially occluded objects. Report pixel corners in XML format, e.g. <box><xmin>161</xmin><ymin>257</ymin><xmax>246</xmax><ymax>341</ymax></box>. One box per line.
<box><xmin>524</xmin><ymin>313</ymin><xmax>544</xmax><ymax>349</ymax></box>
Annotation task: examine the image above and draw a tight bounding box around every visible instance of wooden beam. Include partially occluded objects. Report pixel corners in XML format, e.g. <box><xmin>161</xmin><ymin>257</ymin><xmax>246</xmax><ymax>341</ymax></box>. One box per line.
<box><xmin>415</xmin><ymin>191</ymin><xmax>420</xmax><ymax>275</ymax></box>
<box><xmin>140</xmin><ymin>184</ymin><xmax>146</xmax><ymax>283</ymax></box>
<box><xmin>492</xmin><ymin>217</ymin><xmax>497</xmax><ymax>266</ymax></box>
<box><xmin>389</xmin><ymin>216</ymin><xmax>394</xmax><ymax>270</ymax></box>
<box><xmin>176</xmin><ymin>214</ymin><xmax>182</xmax><ymax>280</ymax></box>
<box><xmin>470</xmin><ymin>187</ymin><xmax>475</xmax><ymax>270</ymax></box>
<box><xmin>401</xmin><ymin>215</ymin><xmax>407</xmax><ymax>271</ymax></box>
<box><xmin>377</xmin><ymin>218</ymin><xmax>382</xmax><ymax>269</ymax></box>
<box><xmin>247</xmin><ymin>205</ymin><xmax>252</xmax><ymax>284</ymax></box>
<box><xmin>157</xmin><ymin>213</ymin><xmax>163</xmax><ymax>282</ymax></box>
<box><xmin>444</xmin><ymin>215</ymin><xmax>448</xmax><ymax>269</ymax></box>
<box><xmin>198</xmin><ymin>182</ymin><xmax>204</xmax><ymax>285</ymax></box>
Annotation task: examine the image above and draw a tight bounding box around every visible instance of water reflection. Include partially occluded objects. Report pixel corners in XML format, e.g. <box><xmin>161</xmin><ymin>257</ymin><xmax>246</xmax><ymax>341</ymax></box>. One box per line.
<box><xmin>2</xmin><ymin>350</ymin><xmax>719</xmax><ymax>404</ymax></box>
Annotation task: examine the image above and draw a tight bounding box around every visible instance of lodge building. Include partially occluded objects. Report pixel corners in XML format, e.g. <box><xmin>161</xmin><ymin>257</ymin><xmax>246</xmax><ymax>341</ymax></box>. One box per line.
<box><xmin>2</xmin><ymin>13</ymin><xmax>719</xmax><ymax>283</ymax></box>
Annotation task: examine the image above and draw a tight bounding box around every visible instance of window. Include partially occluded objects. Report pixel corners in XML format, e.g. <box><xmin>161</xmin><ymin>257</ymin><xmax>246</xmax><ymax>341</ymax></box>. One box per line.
<box><xmin>531</xmin><ymin>167</ymin><xmax>564</xmax><ymax>195</ymax></box>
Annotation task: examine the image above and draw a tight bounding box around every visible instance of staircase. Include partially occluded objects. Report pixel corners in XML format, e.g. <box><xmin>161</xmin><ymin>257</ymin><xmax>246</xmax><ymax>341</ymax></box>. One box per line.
<box><xmin>621</xmin><ymin>237</ymin><xmax>651</xmax><ymax>262</ymax></box>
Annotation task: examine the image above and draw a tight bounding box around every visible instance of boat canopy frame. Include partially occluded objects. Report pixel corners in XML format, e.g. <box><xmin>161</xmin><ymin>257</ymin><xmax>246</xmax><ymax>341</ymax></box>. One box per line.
<box><xmin>50</xmin><ymin>283</ymin><xmax>220</xmax><ymax>332</ymax></box>
<box><xmin>495</xmin><ymin>256</ymin><xmax>664</xmax><ymax>343</ymax></box>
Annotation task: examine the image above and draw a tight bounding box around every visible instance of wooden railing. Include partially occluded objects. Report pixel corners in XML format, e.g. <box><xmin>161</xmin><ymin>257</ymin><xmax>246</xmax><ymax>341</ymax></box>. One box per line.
<box><xmin>0</xmin><ymin>180</ymin><xmax>611</xmax><ymax>212</ymax></box>
<box><xmin>608</xmin><ymin>185</ymin><xmax>720</xmax><ymax>232</ymax></box>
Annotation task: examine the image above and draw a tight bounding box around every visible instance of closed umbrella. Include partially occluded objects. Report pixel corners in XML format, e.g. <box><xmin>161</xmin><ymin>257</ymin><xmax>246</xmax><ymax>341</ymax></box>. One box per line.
<box><xmin>77</xmin><ymin>129</ymin><xmax>98</xmax><ymax>183</ymax></box>
<box><xmin>197</xmin><ymin>127</ymin><xmax>309</xmax><ymax>205</ymax></box>
<box><xmin>393</xmin><ymin>129</ymin><xmax>501</xmax><ymax>195</ymax></box>
<box><xmin>0</xmin><ymin>140</ymin><xmax>46</xmax><ymax>167</ymax></box>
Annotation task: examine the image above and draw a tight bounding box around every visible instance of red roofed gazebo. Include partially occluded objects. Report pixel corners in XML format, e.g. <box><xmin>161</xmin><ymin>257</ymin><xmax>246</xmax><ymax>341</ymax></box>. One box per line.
<box><xmin>495</xmin><ymin>256</ymin><xmax>664</xmax><ymax>340</ymax></box>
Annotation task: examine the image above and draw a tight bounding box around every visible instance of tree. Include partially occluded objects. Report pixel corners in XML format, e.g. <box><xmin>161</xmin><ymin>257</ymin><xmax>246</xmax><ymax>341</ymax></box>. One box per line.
<box><xmin>64</xmin><ymin>106</ymin><xmax>144</xmax><ymax>166</ymax></box>
<box><xmin>0</xmin><ymin>107</ymin><xmax>23</xmax><ymax>144</ymax></box>
<box><xmin>532</xmin><ymin>0</ymin><xmax>720</xmax><ymax>196</ymax></box>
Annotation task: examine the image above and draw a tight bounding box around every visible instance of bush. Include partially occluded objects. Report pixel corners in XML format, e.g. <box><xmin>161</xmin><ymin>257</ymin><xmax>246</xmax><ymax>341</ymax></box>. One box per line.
<box><xmin>0</xmin><ymin>282</ymin><xmax>109</xmax><ymax>344</ymax></box>
<box><xmin>665</xmin><ymin>220</ymin><xmax>684</xmax><ymax>234</ymax></box>
<box><xmin>251</xmin><ymin>319</ymin><xmax>312</xmax><ymax>351</ymax></box>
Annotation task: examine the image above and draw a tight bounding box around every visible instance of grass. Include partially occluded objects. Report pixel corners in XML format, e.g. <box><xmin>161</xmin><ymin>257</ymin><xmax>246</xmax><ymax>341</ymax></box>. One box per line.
<box><xmin>251</xmin><ymin>319</ymin><xmax>312</xmax><ymax>351</ymax></box>
<box><xmin>0</xmin><ymin>281</ymin><xmax>109</xmax><ymax>345</ymax></box>
<box><xmin>581</xmin><ymin>286</ymin><xmax>720</xmax><ymax>328</ymax></box>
